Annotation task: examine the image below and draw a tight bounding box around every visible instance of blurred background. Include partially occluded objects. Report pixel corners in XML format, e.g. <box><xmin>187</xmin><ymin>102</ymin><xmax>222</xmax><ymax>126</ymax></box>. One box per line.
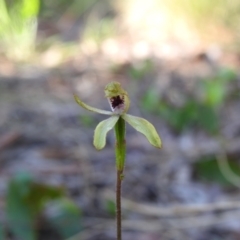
<box><xmin>0</xmin><ymin>0</ymin><xmax>240</xmax><ymax>239</ymax></box>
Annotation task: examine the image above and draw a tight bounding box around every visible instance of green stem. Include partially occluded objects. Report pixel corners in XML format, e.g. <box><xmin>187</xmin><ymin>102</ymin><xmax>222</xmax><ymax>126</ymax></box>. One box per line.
<box><xmin>114</xmin><ymin>117</ymin><xmax>126</xmax><ymax>240</ymax></box>
<box><xmin>114</xmin><ymin>117</ymin><xmax>126</xmax><ymax>171</ymax></box>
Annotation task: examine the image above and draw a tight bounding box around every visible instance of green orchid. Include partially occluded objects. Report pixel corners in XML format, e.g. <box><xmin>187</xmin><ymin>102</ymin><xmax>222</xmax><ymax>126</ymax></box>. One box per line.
<box><xmin>74</xmin><ymin>81</ymin><xmax>162</xmax><ymax>240</ymax></box>
<box><xmin>74</xmin><ymin>81</ymin><xmax>161</xmax><ymax>167</ymax></box>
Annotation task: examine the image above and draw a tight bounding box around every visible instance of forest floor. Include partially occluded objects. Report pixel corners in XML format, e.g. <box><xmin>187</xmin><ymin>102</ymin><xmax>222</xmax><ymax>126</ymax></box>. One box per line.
<box><xmin>0</xmin><ymin>31</ymin><xmax>240</xmax><ymax>240</ymax></box>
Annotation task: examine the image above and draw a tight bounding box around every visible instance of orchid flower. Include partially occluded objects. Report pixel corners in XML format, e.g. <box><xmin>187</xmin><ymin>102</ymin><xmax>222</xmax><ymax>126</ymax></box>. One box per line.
<box><xmin>74</xmin><ymin>81</ymin><xmax>162</xmax><ymax>240</ymax></box>
<box><xmin>75</xmin><ymin>82</ymin><xmax>161</xmax><ymax>150</ymax></box>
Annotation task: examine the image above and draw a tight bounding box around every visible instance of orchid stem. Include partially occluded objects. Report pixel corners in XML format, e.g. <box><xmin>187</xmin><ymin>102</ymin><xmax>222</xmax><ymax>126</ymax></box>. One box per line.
<box><xmin>114</xmin><ymin>117</ymin><xmax>126</xmax><ymax>240</ymax></box>
<box><xmin>75</xmin><ymin>81</ymin><xmax>162</xmax><ymax>240</ymax></box>
<box><xmin>116</xmin><ymin>169</ymin><xmax>123</xmax><ymax>240</ymax></box>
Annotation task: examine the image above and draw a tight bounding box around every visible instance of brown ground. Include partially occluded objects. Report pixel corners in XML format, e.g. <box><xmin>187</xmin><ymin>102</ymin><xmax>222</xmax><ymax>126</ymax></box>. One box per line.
<box><xmin>0</xmin><ymin>38</ymin><xmax>240</xmax><ymax>240</ymax></box>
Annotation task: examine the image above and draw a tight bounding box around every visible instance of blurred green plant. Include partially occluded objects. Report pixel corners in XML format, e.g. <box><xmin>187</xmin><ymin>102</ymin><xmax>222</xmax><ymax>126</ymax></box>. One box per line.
<box><xmin>83</xmin><ymin>17</ymin><xmax>116</xmax><ymax>46</ymax></box>
<box><xmin>170</xmin><ymin>102</ymin><xmax>217</xmax><ymax>133</ymax></box>
<box><xmin>5</xmin><ymin>172</ymin><xmax>82</xmax><ymax>240</ymax></box>
<box><xmin>40</xmin><ymin>0</ymin><xmax>98</xmax><ymax>20</ymax></box>
<box><xmin>40</xmin><ymin>0</ymin><xmax>116</xmax><ymax>52</ymax></box>
<box><xmin>0</xmin><ymin>225</ymin><xmax>5</xmax><ymax>240</ymax></box>
<box><xmin>128</xmin><ymin>59</ymin><xmax>154</xmax><ymax>81</ymax></box>
<box><xmin>142</xmin><ymin>90</ymin><xmax>219</xmax><ymax>134</ymax></box>
<box><xmin>141</xmin><ymin>68</ymin><xmax>236</xmax><ymax>134</ymax></box>
<box><xmin>194</xmin><ymin>156</ymin><xmax>240</xmax><ymax>187</ymax></box>
<box><xmin>165</xmin><ymin>0</ymin><xmax>240</xmax><ymax>38</ymax></box>
<box><xmin>105</xmin><ymin>199</ymin><xmax>116</xmax><ymax>217</ymax></box>
<box><xmin>80</xmin><ymin>115</ymin><xmax>95</xmax><ymax>127</ymax></box>
<box><xmin>141</xmin><ymin>87</ymin><xmax>161</xmax><ymax>113</ymax></box>
<box><xmin>47</xmin><ymin>199</ymin><xmax>82</xmax><ymax>239</ymax></box>
<box><xmin>6</xmin><ymin>172</ymin><xmax>63</xmax><ymax>240</ymax></box>
<box><xmin>199</xmin><ymin>68</ymin><xmax>237</xmax><ymax>108</ymax></box>
<box><xmin>167</xmin><ymin>0</ymin><xmax>224</xmax><ymax>25</ymax></box>
<box><xmin>0</xmin><ymin>0</ymin><xmax>39</xmax><ymax>60</ymax></box>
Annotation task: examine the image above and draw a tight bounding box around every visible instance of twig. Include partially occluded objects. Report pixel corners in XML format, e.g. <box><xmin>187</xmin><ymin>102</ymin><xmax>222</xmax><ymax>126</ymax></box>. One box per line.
<box><xmin>122</xmin><ymin>209</ymin><xmax>240</xmax><ymax>230</ymax></box>
<box><xmin>184</xmin><ymin>137</ymin><xmax>240</xmax><ymax>159</ymax></box>
<box><xmin>103</xmin><ymin>190</ymin><xmax>240</xmax><ymax>217</ymax></box>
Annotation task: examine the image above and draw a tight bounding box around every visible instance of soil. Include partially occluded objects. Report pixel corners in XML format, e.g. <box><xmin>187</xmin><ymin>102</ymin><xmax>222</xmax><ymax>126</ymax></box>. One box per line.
<box><xmin>0</xmin><ymin>48</ymin><xmax>240</xmax><ymax>240</ymax></box>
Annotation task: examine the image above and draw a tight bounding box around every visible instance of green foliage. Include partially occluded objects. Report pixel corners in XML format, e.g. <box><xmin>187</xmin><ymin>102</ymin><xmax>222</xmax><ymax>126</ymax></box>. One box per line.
<box><xmin>168</xmin><ymin>0</ymin><xmax>225</xmax><ymax>24</ymax></box>
<box><xmin>160</xmin><ymin>101</ymin><xmax>219</xmax><ymax>133</ymax></box>
<box><xmin>194</xmin><ymin>156</ymin><xmax>240</xmax><ymax>187</ymax></box>
<box><xmin>200</xmin><ymin>68</ymin><xmax>236</xmax><ymax>107</ymax></box>
<box><xmin>0</xmin><ymin>0</ymin><xmax>39</xmax><ymax>60</ymax></box>
<box><xmin>142</xmin><ymin>97</ymin><xmax>219</xmax><ymax>134</ymax></box>
<box><xmin>105</xmin><ymin>200</ymin><xmax>116</xmax><ymax>216</ymax></box>
<box><xmin>80</xmin><ymin>115</ymin><xmax>95</xmax><ymax>127</ymax></box>
<box><xmin>196</xmin><ymin>104</ymin><xmax>219</xmax><ymax>133</ymax></box>
<box><xmin>141</xmin><ymin>68</ymin><xmax>236</xmax><ymax>134</ymax></box>
<box><xmin>83</xmin><ymin>18</ymin><xmax>116</xmax><ymax>45</ymax></box>
<box><xmin>164</xmin><ymin>0</ymin><xmax>240</xmax><ymax>36</ymax></box>
<box><xmin>40</xmin><ymin>0</ymin><xmax>101</xmax><ymax>19</ymax></box>
<box><xmin>47</xmin><ymin>199</ymin><xmax>82</xmax><ymax>239</ymax></box>
<box><xmin>128</xmin><ymin>59</ymin><xmax>154</xmax><ymax>80</ymax></box>
<box><xmin>141</xmin><ymin>87</ymin><xmax>159</xmax><ymax>112</ymax></box>
<box><xmin>63</xmin><ymin>0</ymin><xmax>98</xmax><ymax>16</ymax></box>
<box><xmin>20</xmin><ymin>0</ymin><xmax>39</xmax><ymax>18</ymax></box>
<box><xmin>0</xmin><ymin>225</ymin><xmax>5</xmax><ymax>240</ymax></box>
<box><xmin>169</xmin><ymin>101</ymin><xmax>199</xmax><ymax>132</ymax></box>
<box><xmin>4</xmin><ymin>172</ymin><xmax>82</xmax><ymax>240</ymax></box>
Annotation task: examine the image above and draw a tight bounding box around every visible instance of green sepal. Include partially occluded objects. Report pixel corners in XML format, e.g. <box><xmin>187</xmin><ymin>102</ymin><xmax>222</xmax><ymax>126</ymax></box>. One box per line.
<box><xmin>122</xmin><ymin>114</ymin><xmax>162</xmax><ymax>148</ymax></box>
<box><xmin>94</xmin><ymin>115</ymin><xmax>119</xmax><ymax>150</ymax></box>
<box><xmin>74</xmin><ymin>95</ymin><xmax>113</xmax><ymax>115</ymax></box>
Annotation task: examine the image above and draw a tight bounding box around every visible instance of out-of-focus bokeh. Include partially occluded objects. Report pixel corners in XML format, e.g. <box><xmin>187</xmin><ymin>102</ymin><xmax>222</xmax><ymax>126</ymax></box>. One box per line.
<box><xmin>0</xmin><ymin>0</ymin><xmax>240</xmax><ymax>239</ymax></box>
